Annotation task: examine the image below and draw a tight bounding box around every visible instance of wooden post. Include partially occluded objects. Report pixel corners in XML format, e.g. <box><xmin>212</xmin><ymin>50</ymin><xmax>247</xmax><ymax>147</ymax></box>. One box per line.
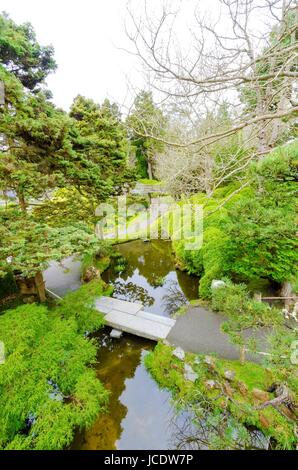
<box><xmin>34</xmin><ymin>271</ymin><xmax>46</xmax><ymax>303</ymax></box>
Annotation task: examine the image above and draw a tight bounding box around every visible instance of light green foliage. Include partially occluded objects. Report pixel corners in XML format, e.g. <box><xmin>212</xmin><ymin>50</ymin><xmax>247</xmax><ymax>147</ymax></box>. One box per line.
<box><xmin>33</xmin><ymin>187</ymin><xmax>99</xmax><ymax>229</ymax></box>
<box><xmin>138</xmin><ymin>178</ymin><xmax>163</xmax><ymax>185</ymax></box>
<box><xmin>0</xmin><ymin>303</ymin><xmax>109</xmax><ymax>450</ymax></box>
<box><xmin>55</xmin><ymin>279</ymin><xmax>108</xmax><ymax>334</ymax></box>
<box><xmin>224</xmin><ymin>143</ymin><xmax>297</xmax><ymax>283</ymax></box>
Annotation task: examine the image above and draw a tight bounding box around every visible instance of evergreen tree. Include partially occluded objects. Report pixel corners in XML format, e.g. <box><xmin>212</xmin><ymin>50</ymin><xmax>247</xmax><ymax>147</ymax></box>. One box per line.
<box><xmin>127</xmin><ymin>91</ymin><xmax>166</xmax><ymax>179</ymax></box>
<box><xmin>0</xmin><ymin>12</ymin><xmax>56</xmax><ymax>91</ymax></box>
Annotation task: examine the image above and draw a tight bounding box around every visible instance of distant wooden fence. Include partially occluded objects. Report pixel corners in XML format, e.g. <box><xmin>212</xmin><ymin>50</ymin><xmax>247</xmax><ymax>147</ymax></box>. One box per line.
<box><xmin>253</xmin><ymin>292</ymin><xmax>297</xmax><ymax>303</ymax></box>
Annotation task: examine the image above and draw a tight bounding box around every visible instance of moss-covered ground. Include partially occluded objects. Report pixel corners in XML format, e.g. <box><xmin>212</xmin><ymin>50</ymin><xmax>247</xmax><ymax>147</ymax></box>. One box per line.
<box><xmin>145</xmin><ymin>343</ymin><xmax>297</xmax><ymax>449</ymax></box>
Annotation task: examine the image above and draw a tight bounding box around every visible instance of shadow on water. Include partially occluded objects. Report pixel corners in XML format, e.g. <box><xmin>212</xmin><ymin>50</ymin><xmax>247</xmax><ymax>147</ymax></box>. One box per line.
<box><xmin>103</xmin><ymin>240</ymin><xmax>199</xmax><ymax>317</ymax></box>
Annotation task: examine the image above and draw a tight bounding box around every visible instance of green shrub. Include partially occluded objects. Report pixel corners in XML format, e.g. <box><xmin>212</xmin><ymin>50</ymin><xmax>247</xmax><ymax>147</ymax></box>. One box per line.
<box><xmin>0</xmin><ymin>304</ymin><xmax>108</xmax><ymax>450</ymax></box>
<box><xmin>173</xmin><ymin>143</ymin><xmax>298</xmax><ymax>297</ymax></box>
<box><xmin>56</xmin><ymin>280</ymin><xmax>106</xmax><ymax>334</ymax></box>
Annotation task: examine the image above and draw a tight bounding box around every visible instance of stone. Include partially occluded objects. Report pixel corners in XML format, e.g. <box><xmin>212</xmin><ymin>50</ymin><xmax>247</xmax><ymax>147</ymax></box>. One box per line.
<box><xmin>238</xmin><ymin>381</ymin><xmax>248</xmax><ymax>396</ymax></box>
<box><xmin>194</xmin><ymin>357</ymin><xmax>201</xmax><ymax>365</ymax></box>
<box><xmin>175</xmin><ymin>262</ymin><xmax>187</xmax><ymax>272</ymax></box>
<box><xmin>204</xmin><ymin>355</ymin><xmax>216</xmax><ymax>369</ymax></box>
<box><xmin>110</xmin><ymin>329</ymin><xmax>123</xmax><ymax>339</ymax></box>
<box><xmin>259</xmin><ymin>413</ymin><xmax>270</xmax><ymax>429</ymax></box>
<box><xmin>184</xmin><ymin>364</ymin><xmax>198</xmax><ymax>382</ymax></box>
<box><xmin>205</xmin><ymin>380</ymin><xmax>216</xmax><ymax>389</ymax></box>
<box><xmin>224</xmin><ymin>370</ymin><xmax>235</xmax><ymax>381</ymax></box>
<box><xmin>82</xmin><ymin>266</ymin><xmax>100</xmax><ymax>283</ymax></box>
<box><xmin>23</xmin><ymin>295</ymin><xmax>36</xmax><ymax>304</ymax></box>
<box><xmin>211</xmin><ymin>279</ymin><xmax>226</xmax><ymax>290</ymax></box>
<box><xmin>223</xmin><ymin>381</ymin><xmax>234</xmax><ymax>397</ymax></box>
<box><xmin>172</xmin><ymin>347</ymin><xmax>185</xmax><ymax>361</ymax></box>
<box><xmin>252</xmin><ymin>388</ymin><xmax>270</xmax><ymax>403</ymax></box>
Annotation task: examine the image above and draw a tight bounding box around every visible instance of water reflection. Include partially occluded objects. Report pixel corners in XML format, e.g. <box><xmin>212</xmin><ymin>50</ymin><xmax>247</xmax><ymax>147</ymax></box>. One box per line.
<box><xmin>112</xmin><ymin>280</ymin><xmax>155</xmax><ymax>307</ymax></box>
<box><xmin>103</xmin><ymin>240</ymin><xmax>199</xmax><ymax>316</ymax></box>
<box><xmin>162</xmin><ymin>281</ymin><xmax>188</xmax><ymax>315</ymax></box>
<box><xmin>73</xmin><ymin>331</ymin><xmax>195</xmax><ymax>450</ymax></box>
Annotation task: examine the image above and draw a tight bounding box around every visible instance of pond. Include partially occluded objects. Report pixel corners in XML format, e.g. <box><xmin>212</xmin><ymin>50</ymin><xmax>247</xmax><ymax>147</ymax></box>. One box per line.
<box><xmin>102</xmin><ymin>240</ymin><xmax>199</xmax><ymax>317</ymax></box>
<box><xmin>46</xmin><ymin>240</ymin><xmax>268</xmax><ymax>450</ymax></box>
<box><xmin>73</xmin><ymin>240</ymin><xmax>200</xmax><ymax>450</ymax></box>
<box><xmin>72</xmin><ymin>331</ymin><xmax>197</xmax><ymax>450</ymax></box>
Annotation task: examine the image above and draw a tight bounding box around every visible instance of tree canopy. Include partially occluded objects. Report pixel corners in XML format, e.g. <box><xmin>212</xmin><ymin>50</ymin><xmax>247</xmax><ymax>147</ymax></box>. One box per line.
<box><xmin>0</xmin><ymin>12</ymin><xmax>56</xmax><ymax>91</ymax></box>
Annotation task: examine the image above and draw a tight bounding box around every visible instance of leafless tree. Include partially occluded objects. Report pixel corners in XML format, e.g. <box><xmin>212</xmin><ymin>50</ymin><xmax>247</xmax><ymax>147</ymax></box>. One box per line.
<box><xmin>125</xmin><ymin>0</ymin><xmax>298</xmax><ymax>198</ymax></box>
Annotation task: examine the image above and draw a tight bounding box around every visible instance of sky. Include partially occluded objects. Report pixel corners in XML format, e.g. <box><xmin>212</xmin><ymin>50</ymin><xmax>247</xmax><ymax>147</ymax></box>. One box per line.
<box><xmin>0</xmin><ymin>0</ymin><xmax>146</xmax><ymax>110</ymax></box>
<box><xmin>0</xmin><ymin>0</ymin><xmax>277</xmax><ymax>112</ymax></box>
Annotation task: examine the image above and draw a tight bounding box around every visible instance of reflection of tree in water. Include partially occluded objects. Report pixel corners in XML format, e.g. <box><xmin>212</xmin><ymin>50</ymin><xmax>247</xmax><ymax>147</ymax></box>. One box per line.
<box><xmin>169</xmin><ymin>406</ymin><xmax>269</xmax><ymax>450</ymax></box>
<box><xmin>115</xmin><ymin>240</ymin><xmax>175</xmax><ymax>286</ymax></box>
<box><xmin>73</xmin><ymin>330</ymin><xmax>152</xmax><ymax>450</ymax></box>
<box><xmin>112</xmin><ymin>280</ymin><xmax>155</xmax><ymax>307</ymax></box>
<box><xmin>162</xmin><ymin>281</ymin><xmax>188</xmax><ymax>316</ymax></box>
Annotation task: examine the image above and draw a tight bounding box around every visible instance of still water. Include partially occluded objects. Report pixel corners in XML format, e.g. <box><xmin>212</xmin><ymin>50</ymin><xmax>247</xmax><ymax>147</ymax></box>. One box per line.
<box><xmin>73</xmin><ymin>331</ymin><xmax>195</xmax><ymax>450</ymax></box>
<box><xmin>102</xmin><ymin>240</ymin><xmax>199</xmax><ymax>316</ymax></box>
<box><xmin>73</xmin><ymin>240</ymin><xmax>199</xmax><ymax>450</ymax></box>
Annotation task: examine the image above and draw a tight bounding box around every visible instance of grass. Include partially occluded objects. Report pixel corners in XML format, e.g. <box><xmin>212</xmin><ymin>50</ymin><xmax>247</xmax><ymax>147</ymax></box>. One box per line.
<box><xmin>138</xmin><ymin>179</ymin><xmax>163</xmax><ymax>185</ymax></box>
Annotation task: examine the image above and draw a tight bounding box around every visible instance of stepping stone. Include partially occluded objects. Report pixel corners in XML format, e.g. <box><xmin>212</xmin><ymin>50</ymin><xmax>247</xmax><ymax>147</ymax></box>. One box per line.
<box><xmin>107</xmin><ymin>297</ymin><xmax>143</xmax><ymax>315</ymax></box>
<box><xmin>110</xmin><ymin>329</ymin><xmax>123</xmax><ymax>339</ymax></box>
<box><xmin>95</xmin><ymin>298</ymin><xmax>114</xmax><ymax>314</ymax></box>
<box><xmin>172</xmin><ymin>347</ymin><xmax>185</xmax><ymax>360</ymax></box>
<box><xmin>95</xmin><ymin>296</ymin><xmax>143</xmax><ymax>315</ymax></box>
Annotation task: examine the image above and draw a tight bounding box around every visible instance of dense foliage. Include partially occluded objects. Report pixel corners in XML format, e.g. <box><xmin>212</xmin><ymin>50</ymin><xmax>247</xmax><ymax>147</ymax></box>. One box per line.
<box><xmin>173</xmin><ymin>142</ymin><xmax>298</xmax><ymax>298</ymax></box>
<box><xmin>0</xmin><ymin>284</ymin><xmax>109</xmax><ymax>450</ymax></box>
<box><xmin>0</xmin><ymin>12</ymin><xmax>56</xmax><ymax>91</ymax></box>
<box><xmin>0</xmin><ymin>209</ymin><xmax>106</xmax><ymax>279</ymax></box>
<box><xmin>0</xmin><ymin>8</ymin><xmax>297</xmax><ymax>453</ymax></box>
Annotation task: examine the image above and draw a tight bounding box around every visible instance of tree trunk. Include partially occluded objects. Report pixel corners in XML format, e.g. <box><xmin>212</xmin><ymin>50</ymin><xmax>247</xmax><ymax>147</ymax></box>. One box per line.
<box><xmin>16</xmin><ymin>191</ymin><xmax>27</xmax><ymax>212</ymax></box>
<box><xmin>34</xmin><ymin>271</ymin><xmax>46</xmax><ymax>302</ymax></box>
<box><xmin>280</xmin><ymin>281</ymin><xmax>293</xmax><ymax>309</ymax></box>
<box><xmin>147</xmin><ymin>159</ymin><xmax>153</xmax><ymax>180</ymax></box>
